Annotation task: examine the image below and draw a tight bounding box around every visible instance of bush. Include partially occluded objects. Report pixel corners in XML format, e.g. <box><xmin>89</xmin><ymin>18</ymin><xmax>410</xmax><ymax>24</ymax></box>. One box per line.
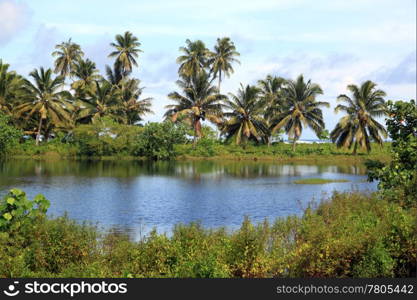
<box><xmin>0</xmin><ymin>113</ymin><xmax>21</xmax><ymax>158</ymax></box>
<box><xmin>134</xmin><ymin>121</ymin><xmax>187</xmax><ymax>160</ymax></box>
<box><xmin>366</xmin><ymin>100</ymin><xmax>417</xmax><ymax>207</ymax></box>
<box><xmin>72</xmin><ymin>117</ymin><xmax>142</xmax><ymax>157</ymax></box>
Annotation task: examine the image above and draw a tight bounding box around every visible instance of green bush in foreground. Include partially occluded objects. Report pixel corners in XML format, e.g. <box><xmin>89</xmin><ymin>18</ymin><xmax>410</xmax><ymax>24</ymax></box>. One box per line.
<box><xmin>0</xmin><ymin>189</ymin><xmax>415</xmax><ymax>278</ymax></box>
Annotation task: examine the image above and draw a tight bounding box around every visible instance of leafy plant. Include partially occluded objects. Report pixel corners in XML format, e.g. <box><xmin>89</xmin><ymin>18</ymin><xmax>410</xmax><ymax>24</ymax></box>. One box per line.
<box><xmin>366</xmin><ymin>100</ymin><xmax>417</xmax><ymax>207</ymax></box>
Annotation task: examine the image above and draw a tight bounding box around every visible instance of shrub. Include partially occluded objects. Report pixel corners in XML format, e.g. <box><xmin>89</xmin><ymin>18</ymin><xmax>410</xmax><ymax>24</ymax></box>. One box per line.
<box><xmin>72</xmin><ymin>117</ymin><xmax>142</xmax><ymax>156</ymax></box>
<box><xmin>134</xmin><ymin>121</ymin><xmax>187</xmax><ymax>160</ymax></box>
<box><xmin>0</xmin><ymin>113</ymin><xmax>21</xmax><ymax>158</ymax></box>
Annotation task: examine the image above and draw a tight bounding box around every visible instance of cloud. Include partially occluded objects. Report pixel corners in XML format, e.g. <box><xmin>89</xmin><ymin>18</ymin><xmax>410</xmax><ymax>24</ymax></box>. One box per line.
<box><xmin>0</xmin><ymin>0</ymin><xmax>31</xmax><ymax>45</ymax></box>
<box><xmin>369</xmin><ymin>50</ymin><xmax>417</xmax><ymax>85</ymax></box>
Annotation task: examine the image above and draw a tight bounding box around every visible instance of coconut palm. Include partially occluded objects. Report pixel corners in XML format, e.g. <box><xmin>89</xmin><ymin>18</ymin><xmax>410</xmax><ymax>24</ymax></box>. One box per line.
<box><xmin>14</xmin><ymin>68</ymin><xmax>71</xmax><ymax>145</ymax></box>
<box><xmin>117</xmin><ymin>78</ymin><xmax>153</xmax><ymax>125</ymax></box>
<box><xmin>331</xmin><ymin>81</ymin><xmax>387</xmax><ymax>154</ymax></box>
<box><xmin>257</xmin><ymin>75</ymin><xmax>286</xmax><ymax>124</ymax></box>
<box><xmin>0</xmin><ymin>60</ymin><xmax>25</xmax><ymax>116</ymax></box>
<box><xmin>176</xmin><ymin>39</ymin><xmax>210</xmax><ymax>77</ymax></box>
<box><xmin>75</xmin><ymin>80</ymin><xmax>120</xmax><ymax>124</ymax></box>
<box><xmin>208</xmin><ymin>37</ymin><xmax>240</xmax><ymax>92</ymax></box>
<box><xmin>270</xmin><ymin>75</ymin><xmax>329</xmax><ymax>151</ymax></box>
<box><xmin>71</xmin><ymin>58</ymin><xmax>101</xmax><ymax>97</ymax></box>
<box><xmin>108</xmin><ymin>31</ymin><xmax>142</xmax><ymax>76</ymax></box>
<box><xmin>165</xmin><ymin>71</ymin><xmax>225</xmax><ymax>142</ymax></box>
<box><xmin>222</xmin><ymin>84</ymin><xmax>269</xmax><ymax>145</ymax></box>
<box><xmin>105</xmin><ymin>62</ymin><xmax>126</xmax><ymax>86</ymax></box>
<box><xmin>52</xmin><ymin>38</ymin><xmax>84</xmax><ymax>80</ymax></box>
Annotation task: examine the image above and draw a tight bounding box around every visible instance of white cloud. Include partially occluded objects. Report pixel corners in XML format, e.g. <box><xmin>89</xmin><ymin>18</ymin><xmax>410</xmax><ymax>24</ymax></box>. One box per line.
<box><xmin>0</xmin><ymin>0</ymin><xmax>30</xmax><ymax>44</ymax></box>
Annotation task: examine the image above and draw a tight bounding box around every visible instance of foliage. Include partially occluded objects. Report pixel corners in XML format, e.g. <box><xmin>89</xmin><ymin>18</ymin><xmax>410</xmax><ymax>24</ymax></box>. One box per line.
<box><xmin>0</xmin><ymin>189</ymin><xmax>415</xmax><ymax>278</ymax></box>
<box><xmin>366</xmin><ymin>100</ymin><xmax>417</xmax><ymax>207</ymax></box>
<box><xmin>221</xmin><ymin>84</ymin><xmax>269</xmax><ymax>145</ymax></box>
<box><xmin>0</xmin><ymin>189</ymin><xmax>49</xmax><ymax>232</ymax></box>
<box><xmin>165</xmin><ymin>71</ymin><xmax>226</xmax><ymax>141</ymax></box>
<box><xmin>134</xmin><ymin>121</ymin><xmax>188</xmax><ymax>160</ymax></box>
<box><xmin>270</xmin><ymin>75</ymin><xmax>329</xmax><ymax>151</ymax></box>
<box><xmin>72</xmin><ymin>117</ymin><xmax>142</xmax><ymax>156</ymax></box>
<box><xmin>208</xmin><ymin>37</ymin><xmax>240</xmax><ymax>91</ymax></box>
<box><xmin>0</xmin><ymin>113</ymin><xmax>21</xmax><ymax>157</ymax></box>
<box><xmin>331</xmin><ymin>81</ymin><xmax>387</xmax><ymax>154</ymax></box>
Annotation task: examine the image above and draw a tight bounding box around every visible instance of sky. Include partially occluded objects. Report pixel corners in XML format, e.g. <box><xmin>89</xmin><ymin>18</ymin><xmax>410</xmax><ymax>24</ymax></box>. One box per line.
<box><xmin>0</xmin><ymin>0</ymin><xmax>416</xmax><ymax>138</ymax></box>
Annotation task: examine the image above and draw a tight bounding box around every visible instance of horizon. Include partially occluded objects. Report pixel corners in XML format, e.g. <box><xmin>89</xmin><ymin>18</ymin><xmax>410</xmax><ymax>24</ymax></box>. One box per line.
<box><xmin>0</xmin><ymin>0</ymin><xmax>416</xmax><ymax>139</ymax></box>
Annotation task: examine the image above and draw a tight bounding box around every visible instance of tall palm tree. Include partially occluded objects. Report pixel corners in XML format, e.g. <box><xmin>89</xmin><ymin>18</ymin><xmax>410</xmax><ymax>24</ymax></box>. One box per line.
<box><xmin>14</xmin><ymin>68</ymin><xmax>71</xmax><ymax>145</ymax></box>
<box><xmin>52</xmin><ymin>38</ymin><xmax>84</xmax><ymax>81</ymax></box>
<box><xmin>75</xmin><ymin>80</ymin><xmax>120</xmax><ymax>124</ymax></box>
<box><xmin>222</xmin><ymin>84</ymin><xmax>269</xmax><ymax>145</ymax></box>
<box><xmin>165</xmin><ymin>71</ymin><xmax>225</xmax><ymax>142</ymax></box>
<box><xmin>0</xmin><ymin>60</ymin><xmax>24</xmax><ymax>116</ymax></box>
<box><xmin>331</xmin><ymin>81</ymin><xmax>387</xmax><ymax>154</ymax></box>
<box><xmin>208</xmin><ymin>37</ymin><xmax>240</xmax><ymax>92</ymax></box>
<box><xmin>258</xmin><ymin>75</ymin><xmax>286</xmax><ymax>124</ymax></box>
<box><xmin>71</xmin><ymin>58</ymin><xmax>101</xmax><ymax>97</ymax></box>
<box><xmin>176</xmin><ymin>39</ymin><xmax>210</xmax><ymax>77</ymax></box>
<box><xmin>270</xmin><ymin>75</ymin><xmax>329</xmax><ymax>151</ymax></box>
<box><xmin>117</xmin><ymin>78</ymin><xmax>153</xmax><ymax>125</ymax></box>
<box><xmin>108</xmin><ymin>31</ymin><xmax>142</xmax><ymax>76</ymax></box>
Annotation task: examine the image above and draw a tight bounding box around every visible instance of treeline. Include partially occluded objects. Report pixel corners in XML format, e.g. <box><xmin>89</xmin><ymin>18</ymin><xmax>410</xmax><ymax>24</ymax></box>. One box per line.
<box><xmin>0</xmin><ymin>31</ymin><xmax>407</xmax><ymax>157</ymax></box>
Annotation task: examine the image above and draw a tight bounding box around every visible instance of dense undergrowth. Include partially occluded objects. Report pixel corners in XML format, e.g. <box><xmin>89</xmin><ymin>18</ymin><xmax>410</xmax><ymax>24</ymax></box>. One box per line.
<box><xmin>0</xmin><ymin>189</ymin><xmax>415</xmax><ymax>278</ymax></box>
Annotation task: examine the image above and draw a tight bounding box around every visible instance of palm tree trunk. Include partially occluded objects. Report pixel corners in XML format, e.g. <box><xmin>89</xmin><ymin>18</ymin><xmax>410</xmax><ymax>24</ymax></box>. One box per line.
<box><xmin>292</xmin><ymin>137</ymin><xmax>298</xmax><ymax>152</ymax></box>
<box><xmin>193</xmin><ymin>118</ymin><xmax>202</xmax><ymax>148</ymax></box>
<box><xmin>36</xmin><ymin>117</ymin><xmax>43</xmax><ymax>146</ymax></box>
<box><xmin>218</xmin><ymin>70</ymin><xmax>221</xmax><ymax>92</ymax></box>
<box><xmin>353</xmin><ymin>142</ymin><xmax>358</xmax><ymax>155</ymax></box>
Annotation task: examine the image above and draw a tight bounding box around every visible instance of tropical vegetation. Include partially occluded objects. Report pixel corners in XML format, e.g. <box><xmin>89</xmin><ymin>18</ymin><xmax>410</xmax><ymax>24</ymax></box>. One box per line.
<box><xmin>0</xmin><ymin>32</ymin><xmax>404</xmax><ymax>162</ymax></box>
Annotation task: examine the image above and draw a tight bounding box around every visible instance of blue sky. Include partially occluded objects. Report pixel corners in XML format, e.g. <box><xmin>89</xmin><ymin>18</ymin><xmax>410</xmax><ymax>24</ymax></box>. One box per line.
<box><xmin>0</xmin><ymin>0</ymin><xmax>416</xmax><ymax>138</ymax></box>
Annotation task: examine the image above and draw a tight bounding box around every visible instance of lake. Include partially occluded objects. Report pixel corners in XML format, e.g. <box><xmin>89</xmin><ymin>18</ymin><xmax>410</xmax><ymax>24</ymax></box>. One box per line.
<box><xmin>0</xmin><ymin>159</ymin><xmax>376</xmax><ymax>239</ymax></box>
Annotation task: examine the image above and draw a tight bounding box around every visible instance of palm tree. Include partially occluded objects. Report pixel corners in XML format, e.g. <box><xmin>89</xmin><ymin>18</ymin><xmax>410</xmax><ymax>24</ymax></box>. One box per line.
<box><xmin>0</xmin><ymin>60</ymin><xmax>24</xmax><ymax>116</ymax></box>
<box><xmin>258</xmin><ymin>75</ymin><xmax>286</xmax><ymax>124</ymax></box>
<box><xmin>105</xmin><ymin>62</ymin><xmax>125</xmax><ymax>86</ymax></box>
<box><xmin>14</xmin><ymin>68</ymin><xmax>71</xmax><ymax>145</ymax></box>
<box><xmin>222</xmin><ymin>84</ymin><xmax>269</xmax><ymax>145</ymax></box>
<box><xmin>165</xmin><ymin>71</ymin><xmax>225</xmax><ymax>143</ymax></box>
<box><xmin>71</xmin><ymin>58</ymin><xmax>101</xmax><ymax>97</ymax></box>
<box><xmin>331</xmin><ymin>81</ymin><xmax>387</xmax><ymax>154</ymax></box>
<box><xmin>52</xmin><ymin>38</ymin><xmax>84</xmax><ymax>81</ymax></box>
<box><xmin>108</xmin><ymin>31</ymin><xmax>142</xmax><ymax>76</ymax></box>
<box><xmin>270</xmin><ymin>75</ymin><xmax>329</xmax><ymax>151</ymax></box>
<box><xmin>176</xmin><ymin>39</ymin><xmax>210</xmax><ymax>77</ymax></box>
<box><xmin>75</xmin><ymin>80</ymin><xmax>120</xmax><ymax>124</ymax></box>
<box><xmin>208</xmin><ymin>37</ymin><xmax>240</xmax><ymax>92</ymax></box>
<box><xmin>117</xmin><ymin>78</ymin><xmax>153</xmax><ymax>125</ymax></box>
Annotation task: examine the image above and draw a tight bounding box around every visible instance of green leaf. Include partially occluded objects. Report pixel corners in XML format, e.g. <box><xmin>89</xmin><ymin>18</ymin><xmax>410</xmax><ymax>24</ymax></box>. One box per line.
<box><xmin>6</xmin><ymin>197</ymin><xmax>15</xmax><ymax>205</ymax></box>
<box><xmin>3</xmin><ymin>212</ymin><xmax>12</xmax><ymax>221</ymax></box>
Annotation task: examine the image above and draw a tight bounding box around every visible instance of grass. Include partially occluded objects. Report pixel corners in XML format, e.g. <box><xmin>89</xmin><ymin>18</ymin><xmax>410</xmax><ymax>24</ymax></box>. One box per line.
<box><xmin>293</xmin><ymin>178</ymin><xmax>350</xmax><ymax>184</ymax></box>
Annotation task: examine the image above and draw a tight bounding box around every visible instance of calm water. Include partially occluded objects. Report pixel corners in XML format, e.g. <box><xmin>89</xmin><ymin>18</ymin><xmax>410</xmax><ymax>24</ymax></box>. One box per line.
<box><xmin>0</xmin><ymin>159</ymin><xmax>376</xmax><ymax>239</ymax></box>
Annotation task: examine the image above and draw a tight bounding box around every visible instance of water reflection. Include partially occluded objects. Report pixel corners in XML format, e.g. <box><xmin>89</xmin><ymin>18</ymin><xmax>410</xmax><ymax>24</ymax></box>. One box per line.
<box><xmin>0</xmin><ymin>159</ymin><xmax>374</xmax><ymax>239</ymax></box>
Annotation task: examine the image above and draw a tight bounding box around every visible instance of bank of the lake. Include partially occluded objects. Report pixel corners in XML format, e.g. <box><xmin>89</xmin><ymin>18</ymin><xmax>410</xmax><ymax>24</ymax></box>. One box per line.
<box><xmin>10</xmin><ymin>141</ymin><xmax>392</xmax><ymax>163</ymax></box>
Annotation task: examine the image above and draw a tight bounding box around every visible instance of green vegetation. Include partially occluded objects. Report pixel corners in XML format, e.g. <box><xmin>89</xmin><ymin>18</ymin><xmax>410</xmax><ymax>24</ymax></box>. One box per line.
<box><xmin>0</xmin><ymin>189</ymin><xmax>415</xmax><ymax>278</ymax></box>
<box><xmin>1</xmin><ymin>32</ymin><xmax>397</xmax><ymax>161</ymax></box>
<box><xmin>0</xmin><ymin>97</ymin><xmax>415</xmax><ymax>279</ymax></box>
<box><xmin>366</xmin><ymin>100</ymin><xmax>417</xmax><ymax>207</ymax></box>
<box><xmin>331</xmin><ymin>81</ymin><xmax>387</xmax><ymax>154</ymax></box>
<box><xmin>293</xmin><ymin>178</ymin><xmax>349</xmax><ymax>184</ymax></box>
<box><xmin>0</xmin><ymin>113</ymin><xmax>21</xmax><ymax>157</ymax></box>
